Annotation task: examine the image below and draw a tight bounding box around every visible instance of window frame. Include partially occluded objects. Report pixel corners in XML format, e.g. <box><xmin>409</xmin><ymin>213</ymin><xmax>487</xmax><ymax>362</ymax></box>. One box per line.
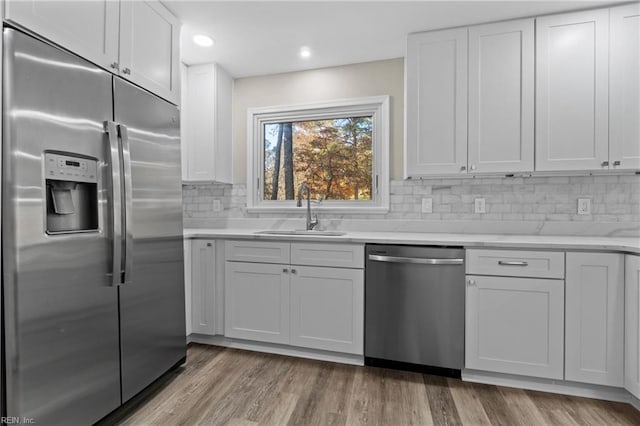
<box><xmin>246</xmin><ymin>95</ymin><xmax>390</xmax><ymax>213</ymax></box>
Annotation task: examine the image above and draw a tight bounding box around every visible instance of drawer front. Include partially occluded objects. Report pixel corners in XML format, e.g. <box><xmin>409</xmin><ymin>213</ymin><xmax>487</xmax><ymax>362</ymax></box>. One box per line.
<box><xmin>225</xmin><ymin>240</ymin><xmax>290</xmax><ymax>264</ymax></box>
<box><xmin>466</xmin><ymin>249</ymin><xmax>564</xmax><ymax>278</ymax></box>
<box><xmin>291</xmin><ymin>243</ymin><xmax>364</xmax><ymax>269</ymax></box>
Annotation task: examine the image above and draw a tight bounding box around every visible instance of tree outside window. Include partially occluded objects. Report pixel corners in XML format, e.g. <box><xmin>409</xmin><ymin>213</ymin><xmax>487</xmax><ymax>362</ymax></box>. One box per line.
<box><xmin>263</xmin><ymin>117</ymin><xmax>373</xmax><ymax>201</ymax></box>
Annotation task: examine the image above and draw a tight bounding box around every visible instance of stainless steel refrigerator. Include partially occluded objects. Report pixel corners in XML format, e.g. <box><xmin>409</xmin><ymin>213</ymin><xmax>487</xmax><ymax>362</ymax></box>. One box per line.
<box><xmin>1</xmin><ymin>28</ymin><xmax>186</xmax><ymax>424</ymax></box>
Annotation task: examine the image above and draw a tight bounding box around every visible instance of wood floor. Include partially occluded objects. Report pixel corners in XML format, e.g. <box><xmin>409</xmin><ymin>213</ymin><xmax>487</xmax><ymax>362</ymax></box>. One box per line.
<box><xmin>99</xmin><ymin>343</ymin><xmax>640</xmax><ymax>426</ymax></box>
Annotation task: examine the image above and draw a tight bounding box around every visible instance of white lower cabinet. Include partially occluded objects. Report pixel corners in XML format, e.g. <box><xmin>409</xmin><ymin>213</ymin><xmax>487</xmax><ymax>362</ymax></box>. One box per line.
<box><xmin>465</xmin><ymin>275</ymin><xmax>564</xmax><ymax>379</ymax></box>
<box><xmin>565</xmin><ymin>252</ymin><xmax>624</xmax><ymax>386</ymax></box>
<box><xmin>625</xmin><ymin>255</ymin><xmax>640</xmax><ymax>398</ymax></box>
<box><xmin>290</xmin><ymin>266</ymin><xmax>363</xmax><ymax>354</ymax></box>
<box><xmin>184</xmin><ymin>239</ymin><xmax>192</xmax><ymax>335</ymax></box>
<box><xmin>223</xmin><ymin>240</ymin><xmax>364</xmax><ymax>355</ymax></box>
<box><xmin>224</xmin><ymin>261</ymin><xmax>290</xmax><ymax>344</ymax></box>
<box><xmin>191</xmin><ymin>240</ymin><xmax>216</xmax><ymax>335</ymax></box>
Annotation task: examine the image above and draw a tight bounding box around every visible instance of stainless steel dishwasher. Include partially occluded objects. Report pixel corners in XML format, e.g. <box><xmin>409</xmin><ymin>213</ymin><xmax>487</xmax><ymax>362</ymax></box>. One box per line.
<box><xmin>365</xmin><ymin>244</ymin><xmax>465</xmax><ymax>377</ymax></box>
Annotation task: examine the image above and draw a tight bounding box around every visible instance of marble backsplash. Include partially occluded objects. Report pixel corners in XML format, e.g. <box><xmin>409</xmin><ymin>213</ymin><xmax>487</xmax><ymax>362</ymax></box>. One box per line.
<box><xmin>182</xmin><ymin>175</ymin><xmax>640</xmax><ymax>237</ymax></box>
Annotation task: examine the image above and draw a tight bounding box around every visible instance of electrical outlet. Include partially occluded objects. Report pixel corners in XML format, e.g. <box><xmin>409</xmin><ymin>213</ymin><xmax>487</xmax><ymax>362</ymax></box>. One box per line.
<box><xmin>421</xmin><ymin>198</ymin><xmax>433</xmax><ymax>213</ymax></box>
<box><xmin>474</xmin><ymin>198</ymin><xmax>486</xmax><ymax>214</ymax></box>
<box><xmin>213</xmin><ymin>199</ymin><xmax>222</xmax><ymax>212</ymax></box>
<box><xmin>577</xmin><ymin>198</ymin><xmax>591</xmax><ymax>215</ymax></box>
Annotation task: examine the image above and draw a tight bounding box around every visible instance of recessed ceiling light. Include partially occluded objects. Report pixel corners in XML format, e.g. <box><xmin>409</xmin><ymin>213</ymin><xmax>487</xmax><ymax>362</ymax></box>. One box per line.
<box><xmin>300</xmin><ymin>46</ymin><xmax>311</xmax><ymax>58</ymax></box>
<box><xmin>193</xmin><ymin>34</ymin><xmax>214</xmax><ymax>47</ymax></box>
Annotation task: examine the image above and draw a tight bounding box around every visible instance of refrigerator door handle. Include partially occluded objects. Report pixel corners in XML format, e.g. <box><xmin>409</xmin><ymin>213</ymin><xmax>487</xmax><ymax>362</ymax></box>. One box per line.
<box><xmin>118</xmin><ymin>123</ymin><xmax>134</xmax><ymax>285</ymax></box>
<box><xmin>105</xmin><ymin>121</ymin><xmax>123</xmax><ymax>285</ymax></box>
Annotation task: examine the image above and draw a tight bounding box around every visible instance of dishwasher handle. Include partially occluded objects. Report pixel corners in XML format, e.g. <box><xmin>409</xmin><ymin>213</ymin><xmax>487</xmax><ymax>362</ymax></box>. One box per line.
<box><xmin>368</xmin><ymin>254</ymin><xmax>464</xmax><ymax>265</ymax></box>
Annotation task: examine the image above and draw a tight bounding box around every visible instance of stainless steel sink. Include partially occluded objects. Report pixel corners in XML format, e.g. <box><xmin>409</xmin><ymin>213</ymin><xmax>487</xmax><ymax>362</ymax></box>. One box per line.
<box><xmin>254</xmin><ymin>230</ymin><xmax>346</xmax><ymax>236</ymax></box>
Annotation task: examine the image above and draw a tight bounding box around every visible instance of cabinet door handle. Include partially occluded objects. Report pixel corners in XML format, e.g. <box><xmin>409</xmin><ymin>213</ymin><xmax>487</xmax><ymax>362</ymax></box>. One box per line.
<box><xmin>470</xmin><ymin>165</ymin><xmax>476</xmax><ymax>171</ymax></box>
<box><xmin>206</xmin><ymin>243</ymin><xmax>212</xmax><ymax>247</ymax></box>
<box><xmin>498</xmin><ymin>260</ymin><xmax>528</xmax><ymax>267</ymax></box>
<box><xmin>601</xmin><ymin>161</ymin><xmax>609</xmax><ymax>167</ymax></box>
<box><xmin>613</xmin><ymin>160</ymin><xmax>621</xmax><ymax>166</ymax></box>
<box><xmin>467</xmin><ymin>279</ymin><xmax>476</xmax><ymax>286</ymax></box>
<box><xmin>282</xmin><ymin>268</ymin><xmax>289</xmax><ymax>273</ymax></box>
<box><xmin>291</xmin><ymin>269</ymin><xmax>297</xmax><ymax>274</ymax></box>
<box><xmin>110</xmin><ymin>62</ymin><xmax>119</xmax><ymax>70</ymax></box>
<box><xmin>123</xmin><ymin>68</ymin><xmax>131</xmax><ymax>75</ymax></box>
<box><xmin>460</xmin><ymin>166</ymin><xmax>466</xmax><ymax>171</ymax></box>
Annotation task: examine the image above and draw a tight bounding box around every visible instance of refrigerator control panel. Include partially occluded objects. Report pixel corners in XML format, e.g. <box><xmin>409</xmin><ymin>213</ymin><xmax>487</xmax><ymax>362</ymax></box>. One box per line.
<box><xmin>45</xmin><ymin>153</ymin><xmax>98</xmax><ymax>183</ymax></box>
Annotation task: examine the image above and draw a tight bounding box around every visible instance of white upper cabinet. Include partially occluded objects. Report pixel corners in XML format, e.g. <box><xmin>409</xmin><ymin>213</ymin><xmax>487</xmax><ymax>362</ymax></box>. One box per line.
<box><xmin>182</xmin><ymin>63</ymin><xmax>233</xmax><ymax>182</ymax></box>
<box><xmin>119</xmin><ymin>1</ymin><xmax>180</xmax><ymax>104</ymax></box>
<box><xmin>405</xmin><ymin>28</ymin><xmax>468</xmax><ymax>177</ymax></box>
<box><xmin>610</xmin><ymin>3</ymin><xmax>640</xmax><ymax>171</ymax></box>
<box><xmin>565</xmin><ymin>252</ymin><xmax>624</xmax><ymax>386</ymax></box>
<box><xmin>5</xmin><ymin>0</ymin><xmax>180</xmax><ymax>105</ymax></box>
<box><xmin>468</xmin><ymin>19</ymin><xmax>534</xmax><ymax>174</ymax></box>
<box><xmin>5</xmin><ymin>0</ymin><xmax>120</xmax><ymax>71</ymax></box>
<box><xmin>535</xmin><ymin>9</ymin><xmax>610</xmax><ymax>171</ymax></box>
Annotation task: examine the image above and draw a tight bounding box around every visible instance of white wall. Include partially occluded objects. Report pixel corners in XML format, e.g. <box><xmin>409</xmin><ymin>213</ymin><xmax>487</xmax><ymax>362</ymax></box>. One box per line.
<box><xmin>232</xmin><ymin>58</ymin><xmax>404</xmax><ymax>182</ymax></box>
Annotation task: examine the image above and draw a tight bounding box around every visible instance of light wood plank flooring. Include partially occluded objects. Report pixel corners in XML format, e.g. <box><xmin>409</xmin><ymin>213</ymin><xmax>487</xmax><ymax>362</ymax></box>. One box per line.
<box><xmin>99</xmin><ymin>344</ymin><xmax>640</xmax><ymax>426</ymax></box>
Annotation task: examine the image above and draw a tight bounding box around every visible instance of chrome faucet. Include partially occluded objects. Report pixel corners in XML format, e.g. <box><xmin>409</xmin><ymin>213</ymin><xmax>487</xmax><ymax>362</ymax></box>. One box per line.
<box><xmin>296</xmin><ymin>182</ymin><xmax>319</xmax><ymax>230</ymax></box>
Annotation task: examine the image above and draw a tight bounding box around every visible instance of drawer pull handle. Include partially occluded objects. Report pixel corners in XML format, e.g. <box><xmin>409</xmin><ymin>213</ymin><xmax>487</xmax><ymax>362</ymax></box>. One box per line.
<box><xmin>498</xmin><ymin>260</ymin><xmax>529</xmax><ymax>266</ymax></box>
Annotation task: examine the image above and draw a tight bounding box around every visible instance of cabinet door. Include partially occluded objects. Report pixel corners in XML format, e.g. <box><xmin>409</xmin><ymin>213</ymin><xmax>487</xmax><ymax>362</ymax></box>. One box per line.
<box><xmin>290</xmin><ymin>266</ymin><xmax>364</xmax><ymax>354</ymax></box>
<box><xmin>468</xmin><ymin>19</ymin><xmax>534</xmax><ymax>173</ymax></box>
<box><xmin>225</xmin><ymin>262</ymin><xmax>290</xmax><ymax>344</ymax></box>
<box><xmin>405</xmin><ymin>28</ymin><xmax>467</xmax><ymax>177</ymax></box>
<box><xmin>191</xmin><ymin>240</ymin><xmax>216</xmax><ymax>335</ymax></box>
<box><xmin>465</xmin><ymin>275</ymin><xmax>564</xmax><ymax>379</ymax></box>
<box><xmin>626</xmin><ymin>255</ymin><xmax>640</xmax><ymax>398</ymax></box>
<box><xmin>184</xmin><ymin>64</ymin><xmax>216</xmax><ymax>181</ymax></box>
<box><xmin>565</xmin><ymin>252</ymin><xmax>623</xmax><ymax>386</ymax></box>
<box><xmin>536</xmin><ymin>9</ymin><xmax>609</xmax><ymax>171</ymax></box>
<box><xmin>119</xmin><ymin>0</ymin><xmax>180</xmax><ymax>104</ymax></box>
<box><xmin>182</xmin><ymin>63</ymin><xmax>233</xmax><ymax>182</ymax></box>
<box><xmin>183</xmin><ymin>239</ymin><xmax>192</xmax><ymax>335</ymax></box>
<box><xmin>5</xmin><ymin>0</ymin><xmax>119</xmax><ymax>71</ymax></box>
<box><xmin>610</xmin><ymin>3</ymin><xmax>640</xmax><ymax>170</ymax></box>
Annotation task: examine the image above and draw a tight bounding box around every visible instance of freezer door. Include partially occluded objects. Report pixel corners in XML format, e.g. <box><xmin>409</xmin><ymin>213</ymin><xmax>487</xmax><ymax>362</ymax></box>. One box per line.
<box><xmin>2</xmin><ymin>29</ymin><xmax>121</xmax><ymax>423</ymax></box>
<box><xmin>113</xmin><ymin>78</ymin><xmax>186</xmax><ymax>402</ymax></box>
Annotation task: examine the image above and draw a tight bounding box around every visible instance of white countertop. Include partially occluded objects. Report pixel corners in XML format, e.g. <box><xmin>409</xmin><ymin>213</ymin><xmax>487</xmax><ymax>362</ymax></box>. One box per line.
<box><xmin>184</xmin><ymin>228</ymin><xmax>640</xmax><ymax>254</ymax></box>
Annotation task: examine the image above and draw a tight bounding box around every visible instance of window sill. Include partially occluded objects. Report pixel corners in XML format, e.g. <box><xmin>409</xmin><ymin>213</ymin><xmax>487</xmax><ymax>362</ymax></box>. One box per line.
<box><xmin>246</xmin><ymin>205</ymin><xmax>389</xmax><ymax>215</ymax></box>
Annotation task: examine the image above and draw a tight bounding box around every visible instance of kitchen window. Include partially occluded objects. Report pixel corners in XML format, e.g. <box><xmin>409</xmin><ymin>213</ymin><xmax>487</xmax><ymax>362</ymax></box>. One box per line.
<box><xmin>247</xmin><ymin>96</ymin><xmax>389</xmax><ymax>213</ymax></box>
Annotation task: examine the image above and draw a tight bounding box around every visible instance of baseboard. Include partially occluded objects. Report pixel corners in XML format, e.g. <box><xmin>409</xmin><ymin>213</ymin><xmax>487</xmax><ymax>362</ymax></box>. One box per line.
<box><xmin>188</xmin><ymin>333</ymin><xmax>364</xmax><ymax>366</ymax></box>
<box><xmin>463</xmin><ymin>369</ymin><xmax>632</xmax><ymax>404</ymax></box>
<box><xmin>630</xmin><ymin>394</ymin><xmax>640</xmax><ymax>411</ymax></box>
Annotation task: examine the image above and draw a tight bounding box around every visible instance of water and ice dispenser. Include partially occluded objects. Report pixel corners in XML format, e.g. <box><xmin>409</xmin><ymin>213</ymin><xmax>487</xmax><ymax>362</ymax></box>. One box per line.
<box><xmin>45</xmin><ymin>152</ymin><xmax>99</xmax><ymax>233</ymax></box>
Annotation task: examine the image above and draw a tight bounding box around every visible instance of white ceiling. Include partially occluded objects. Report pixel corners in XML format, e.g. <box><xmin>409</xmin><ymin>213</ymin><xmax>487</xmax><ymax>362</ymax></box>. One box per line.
<box><xmin>164</xmin><ymin>1</ymin><xmax>617</xmax><ymax>78</ymax></box>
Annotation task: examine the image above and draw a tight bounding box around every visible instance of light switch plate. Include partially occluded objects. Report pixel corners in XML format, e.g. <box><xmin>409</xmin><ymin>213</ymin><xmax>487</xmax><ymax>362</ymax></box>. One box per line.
<box><xmin>421</xmin><ymin>198</ymin><xmax>433</xmax><ymax>213</ymax></box>
<box><xmin>213</xmin><ymin>199</ymin><xmax>222</xmax><ymax>212</ymax></box>
<box><xmin>474</xmin><ymin>198</ymin><xmax>486</xmax><ymax>214</ymax></box>
<box><xmin>577</xmin><ymin>198</ymin><xmax>591</xmax><ymax>215</ymax></box>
